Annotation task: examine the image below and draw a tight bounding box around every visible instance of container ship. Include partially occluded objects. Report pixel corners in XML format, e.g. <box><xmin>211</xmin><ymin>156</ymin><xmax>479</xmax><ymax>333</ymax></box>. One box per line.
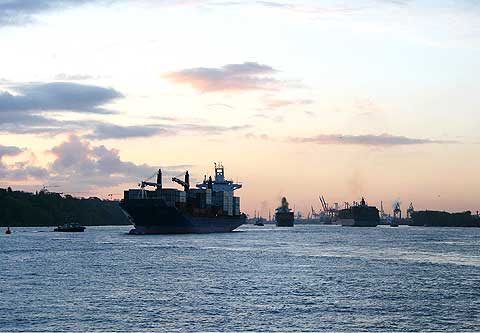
<box><xmin>337</xmin><ymin>198</ymin><xmax>379</xmax><ymax>227</ymax></box>
<box><xmin>275</xmin><ymin>197</ymin><xmax>294</xmax><ymax>227</ymax></box>
<box><xmin>120</xmin><ymin>163</ymin><xmax>246</xmax><ymax>234</ymax></box>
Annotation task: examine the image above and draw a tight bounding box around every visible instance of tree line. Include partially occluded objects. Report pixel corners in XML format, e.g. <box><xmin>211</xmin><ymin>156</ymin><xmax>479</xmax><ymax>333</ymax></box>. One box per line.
<box><xmin>0</xmin><ymin>187</ymin><xmax>129</xmax><ymax>227</ymax></box>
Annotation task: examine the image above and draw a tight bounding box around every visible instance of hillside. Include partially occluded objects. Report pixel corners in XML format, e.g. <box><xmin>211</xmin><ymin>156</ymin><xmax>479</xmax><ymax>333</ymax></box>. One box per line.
<box><xmin>0</xmin><ymin>188</ymin><xmax>129</xmax><ymax>227</ymax></box>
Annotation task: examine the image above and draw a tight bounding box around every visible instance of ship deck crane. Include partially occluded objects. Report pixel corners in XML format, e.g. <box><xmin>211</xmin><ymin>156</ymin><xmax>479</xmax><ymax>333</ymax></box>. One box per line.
<box><xmin>172</xmin><ymin>171</ymin><xmax>190</xmax><ymax>191</ymax></box>
<box><xmin>139</xmin><ymin>169</ymin><xmax>163</xmax><ymax>190</ymax></box>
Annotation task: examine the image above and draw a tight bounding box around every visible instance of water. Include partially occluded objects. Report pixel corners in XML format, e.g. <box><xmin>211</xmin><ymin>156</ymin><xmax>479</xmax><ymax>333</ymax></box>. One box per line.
<box><xmin>1</xmin><ymin>225</ymin><xmax>479</xmax><ymax>332</ymax></box>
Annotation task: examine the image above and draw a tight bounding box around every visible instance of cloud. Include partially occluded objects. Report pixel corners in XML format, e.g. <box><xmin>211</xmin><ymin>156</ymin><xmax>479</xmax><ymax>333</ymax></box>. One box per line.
<box><xmin>0</xmin><ymin>80</ymin><xmax>250</xmax><ymax>139</ymax></box>
<box><xmin>0</xmin><ymin>135</ymin><xmax>195</xmax><ymax>192</ymax></box>
<box><xmin>0</xmin><ymin>82</ymin><xmax>124</xmax><ymax>136</ymax></box>
<box><xmin>260</xmin><ymin>97</ymin><xmax>314</xmax><ymax>110</ymax></box>
<box><xmin>254</xmin><ymin>113</ymin><xmax>284</xmax><ymax>122</ymax></box>
<box><xmin>85</xmin><ymin>124</ymin><xmax>171</xmax><ymax>140</ymax></box>
<box><xmin>0</xmin><ymin>0</ymin><xmax>105</xmax><ymax>27</ymax></box>
<box><xmin>164</xmin><ymin>62</ymin><xmax>281</xmax><ymax>92</ymax></box>
<box><xmin>54</xmin><ymin>73</ymin><xmax>96</xmax><ymax>81</ymax></box>
<box><xmin>206</xmin><ymin>103</ymin><xmax>234</xmax><ymax>110</ymax></box>
<box><xmin>0</xmin><ymin>0</ymin><xmax>229</xmax><ymax>27</ymax></box>
<box><xmin>47</xmin><ymin>135</ymin><xmax>188</xmax><ymax>188</ymax></box>
<box><xmin>290</xmin><ymin>133</ymin><xmax>453</xmax><ymax>146</ymax></box>
<box><xmin>176</xmin><ymin>123</ymin><xmax>251</xmax><ymax>134</ymax></box>
<box><xmin>0</xmin><ymin>104</ymin><xmax>250</xmax><ymax>139</ymax></box>
<box><xmin>256</xmin><ymin>1</ymin><xmax>366</xmax><ymax>16</ymax></box>
<box><xmin>86</xmin><ymin>122</ymin><xmax>251</xmax><ymax>139</ymax></box>
<box><xmin>245</xmin><ymin>133</ymin><xmax>271</xmax><ymax>141</ymax></box>
<box><xmin>0</xmin><ymin>145</ymin><xmax>23</xmax><ymax>157</ymax></box>
<box><xmin>0</xmin><ymin>82</ymin><xmax>122</xmax><ymax>113</ymax></box>
<box><xmin>0</xmin><ymin>145</ymin><xmax>49</xmax><ymax>180</ymax></box>
<box><xmin>0</xmin><ymin>164</ymin><xmax>49</xmax><ymax>180</ymax></box>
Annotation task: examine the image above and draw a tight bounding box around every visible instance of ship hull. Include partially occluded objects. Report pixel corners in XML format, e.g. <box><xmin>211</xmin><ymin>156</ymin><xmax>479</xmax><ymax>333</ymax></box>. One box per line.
<box><xmin>339</xmin><ymin>218</ymin><xmax>378</xmax><ymax>227</ymax></box>
<box><xmin>53</xmin><ymin>228</ymin><xmax>85</xmax><ymax>232</ymax></box>
<box><xmin>338</xmin><ymin>204</ymin><xmax>379</xmax><ymax>227</ymax></box>
<box><xmin>275</xmin><ymin>212</ymin><xmax>294</xmax><ymax>227</ymax></box>
<box><xmin>120</xmin><ymin>199</ymin><xmax>245</xmax><ymax>234</ymax></box>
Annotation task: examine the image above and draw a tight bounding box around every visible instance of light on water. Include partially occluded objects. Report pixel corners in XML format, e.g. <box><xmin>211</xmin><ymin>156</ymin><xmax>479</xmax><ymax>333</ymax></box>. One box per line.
<box><xmin>1</xmin><ymin>225</ymin><xmax>479</xmax><ymax>331</ymax></box>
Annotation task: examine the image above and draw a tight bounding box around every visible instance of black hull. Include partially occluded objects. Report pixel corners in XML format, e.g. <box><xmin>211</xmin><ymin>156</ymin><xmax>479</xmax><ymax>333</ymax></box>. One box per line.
<box><xmin>338</xmin><ymin>204</ymin><xmax>380</xmax><ymax>227</ymax></box>
<box><xmin>53</xmin><ymin>228</ymin><xmax>85</xmax><ymax>232</ymax></box>
<box><xmin>339</xmin><ymin>218</ymin><xmax>378</xmax><ymax>227</ymax></box>
<box><xmin>120</xmin><ymin>199</ymin><xmax>245</xmax><ymax>234</ymax></box>
<box><xmin>410</xmin><ymin>210</ymin><xmax>480</xmax><ymax>227</ymax></box>
<box><xmin>275</xmin><ymin>212</ymin><xmax>294</xmax><ymax>227</ymax></box>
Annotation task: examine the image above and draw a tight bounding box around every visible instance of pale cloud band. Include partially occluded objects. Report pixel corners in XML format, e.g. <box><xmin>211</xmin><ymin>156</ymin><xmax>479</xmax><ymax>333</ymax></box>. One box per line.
<box><xmin>164</xmin><ymin>62</ymin><xmax>281</xmax><ymax>92</ymax></box>
<box><xmin>290</xmin><ymin>133</ymin><xmax>453</xmax><ymax>146</ymax></box>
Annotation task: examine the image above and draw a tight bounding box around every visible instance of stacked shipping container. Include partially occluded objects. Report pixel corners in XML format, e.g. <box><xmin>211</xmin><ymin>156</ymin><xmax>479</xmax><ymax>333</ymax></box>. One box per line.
<box><xmin>126</xmin><ymin>188</ymin><xmax>241</xmax><ymax>217</ymax></box>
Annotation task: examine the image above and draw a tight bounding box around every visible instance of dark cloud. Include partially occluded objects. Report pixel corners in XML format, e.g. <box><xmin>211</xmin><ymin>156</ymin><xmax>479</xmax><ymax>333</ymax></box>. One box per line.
<box><xmin>0</xmin><ymin>82</ymin><xmax>122</xmax><ymax>113</ymax></box>
<box><xmin>290</xmin><ymin>133</ymin><xmax>452</xmax><ymax>146</ymax></box>
<box><xmin>0</xmin><ymin>145</ymin><xmax>23</xmax><ymax>157</ymax></box>
<box><xmin>0</xmin><ymin>164</ymin><xmax>49</xmax><ymax>180</ymax></box>
<box><xmin>0</xmin><ymin>0</ymin><xmax>105</xmax><ymax>27</ymax></box>
<box><xmin>164</xmin><ymin>62</ymin><xmax>281</xmax><ymax>92</ymax></box>
<box><xmin>0</xmin><ymin>81</ymin><xmax>124</xmax><ymax>137</ymax></box>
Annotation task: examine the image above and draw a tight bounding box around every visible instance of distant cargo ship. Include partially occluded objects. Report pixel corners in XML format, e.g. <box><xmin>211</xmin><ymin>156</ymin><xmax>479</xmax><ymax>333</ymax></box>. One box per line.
<box><xmin>120</xmin><ymin>163</ymin><xmax>246</xmax><ymax>234</ymax></box>
<box><xmin>338</xmin><ymin>198</ymin><xmax>379</xmax><ymax>227</ymax></box>
<box><xmin>410</xmin><ymin>210</ymin><xmax>480</xmax><ymax>227</ymax></box>
<box><xmin>275</xmin><ymin>197</ymin><xmax>294</xmax><ymax>227</ymax></box>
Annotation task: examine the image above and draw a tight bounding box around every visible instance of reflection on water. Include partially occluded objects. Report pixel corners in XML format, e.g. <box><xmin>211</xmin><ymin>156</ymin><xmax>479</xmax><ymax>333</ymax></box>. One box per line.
<box><xmin>1</xmin><ymin>225</ymin><xmax>479</xmax><ymax>331</ymax></box>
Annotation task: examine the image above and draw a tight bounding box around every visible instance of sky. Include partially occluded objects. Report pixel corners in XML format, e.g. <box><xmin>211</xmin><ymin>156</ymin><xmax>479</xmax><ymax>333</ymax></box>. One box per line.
<box><xmin>0</xmin><ymin>0</ymin><xmax>479</xmax><ymax>216</ymax></box>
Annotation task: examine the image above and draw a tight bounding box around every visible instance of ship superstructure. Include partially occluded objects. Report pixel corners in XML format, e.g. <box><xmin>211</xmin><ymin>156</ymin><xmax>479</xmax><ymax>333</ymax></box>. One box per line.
<box><xmin>120</xmin><ymin>164</ymin><xmax>245</xmax><ymax>234</ymax></box>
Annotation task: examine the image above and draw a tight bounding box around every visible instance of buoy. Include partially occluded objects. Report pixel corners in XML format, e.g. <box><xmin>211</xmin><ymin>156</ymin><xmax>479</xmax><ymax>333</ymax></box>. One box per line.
<box><xmin>5</xmin><ymin>227</ymin><xmax>11</xmax><ymax>235</ymax></box>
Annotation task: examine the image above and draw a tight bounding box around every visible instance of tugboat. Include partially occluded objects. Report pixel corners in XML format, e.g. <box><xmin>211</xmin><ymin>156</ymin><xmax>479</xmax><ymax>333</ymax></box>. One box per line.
<box><xmin>120</xmin><ymin>163</ymin><xmax>246</xmax><ymax>234</ymax></box>
<box><xmin>275</xmin><ymin>197</ymin><xmax>294</xmax><ymax>227</ymax></box>
<box><xmin>337</xmin><ymin>198</ymin><xmax>380</xmax><ymax>227</ymax></box>
<box><xmin>254</xmin><ymin>218</ymin><xmax>265</xmax><ymax>226</ymax></box>
<box><xmin>54</xmin><ymin>220</ymin><xmax>86</xmax><ymax>232</ymax></box>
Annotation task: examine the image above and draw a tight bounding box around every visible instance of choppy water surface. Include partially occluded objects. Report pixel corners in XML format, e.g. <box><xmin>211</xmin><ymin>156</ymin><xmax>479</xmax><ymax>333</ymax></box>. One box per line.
<box><xmin>1</xmin><ymin>225</ymin><xmax>479</xmax><ymax>332</ymax></box>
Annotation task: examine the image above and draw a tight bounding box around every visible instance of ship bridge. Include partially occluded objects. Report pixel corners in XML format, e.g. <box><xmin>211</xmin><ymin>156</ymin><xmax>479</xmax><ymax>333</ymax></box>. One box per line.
<box><xmin>196</xmin><ymin>163</ymin><xmax>242</xmax><ymax>193</ymax></box>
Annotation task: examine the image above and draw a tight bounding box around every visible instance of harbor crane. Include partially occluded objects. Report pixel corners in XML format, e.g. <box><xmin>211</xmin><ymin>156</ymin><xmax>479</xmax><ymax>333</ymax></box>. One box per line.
<box><xmin>319</xmin><ymin>195</ymin><xmax>339</xmax><ymax>221</ymax></box>
<box><xmin>393</xmin><ymin>202</ymin><xmax>402</xmax><ymax>220</ymax></box>
<box><xmin>407</xmin><ymin>203</ymin><xmax>415</xmax><ymax>219</ymax></box>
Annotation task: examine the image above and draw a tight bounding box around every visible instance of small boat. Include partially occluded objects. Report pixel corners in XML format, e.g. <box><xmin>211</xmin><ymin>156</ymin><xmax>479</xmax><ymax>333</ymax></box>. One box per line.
<box><xmin>5</xmin><ymin>226</ymin><xmax>11</xmax><ymax>234</ymax></box>
<box><xmin>254</xmin><ymin>219</ymin><xmax>264</xmax><ymax>226</ymax></box>
<box><xmin>54</xmin><ymin>222</ymin><xmax>86</xmax><ymax>232</ymax></box>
